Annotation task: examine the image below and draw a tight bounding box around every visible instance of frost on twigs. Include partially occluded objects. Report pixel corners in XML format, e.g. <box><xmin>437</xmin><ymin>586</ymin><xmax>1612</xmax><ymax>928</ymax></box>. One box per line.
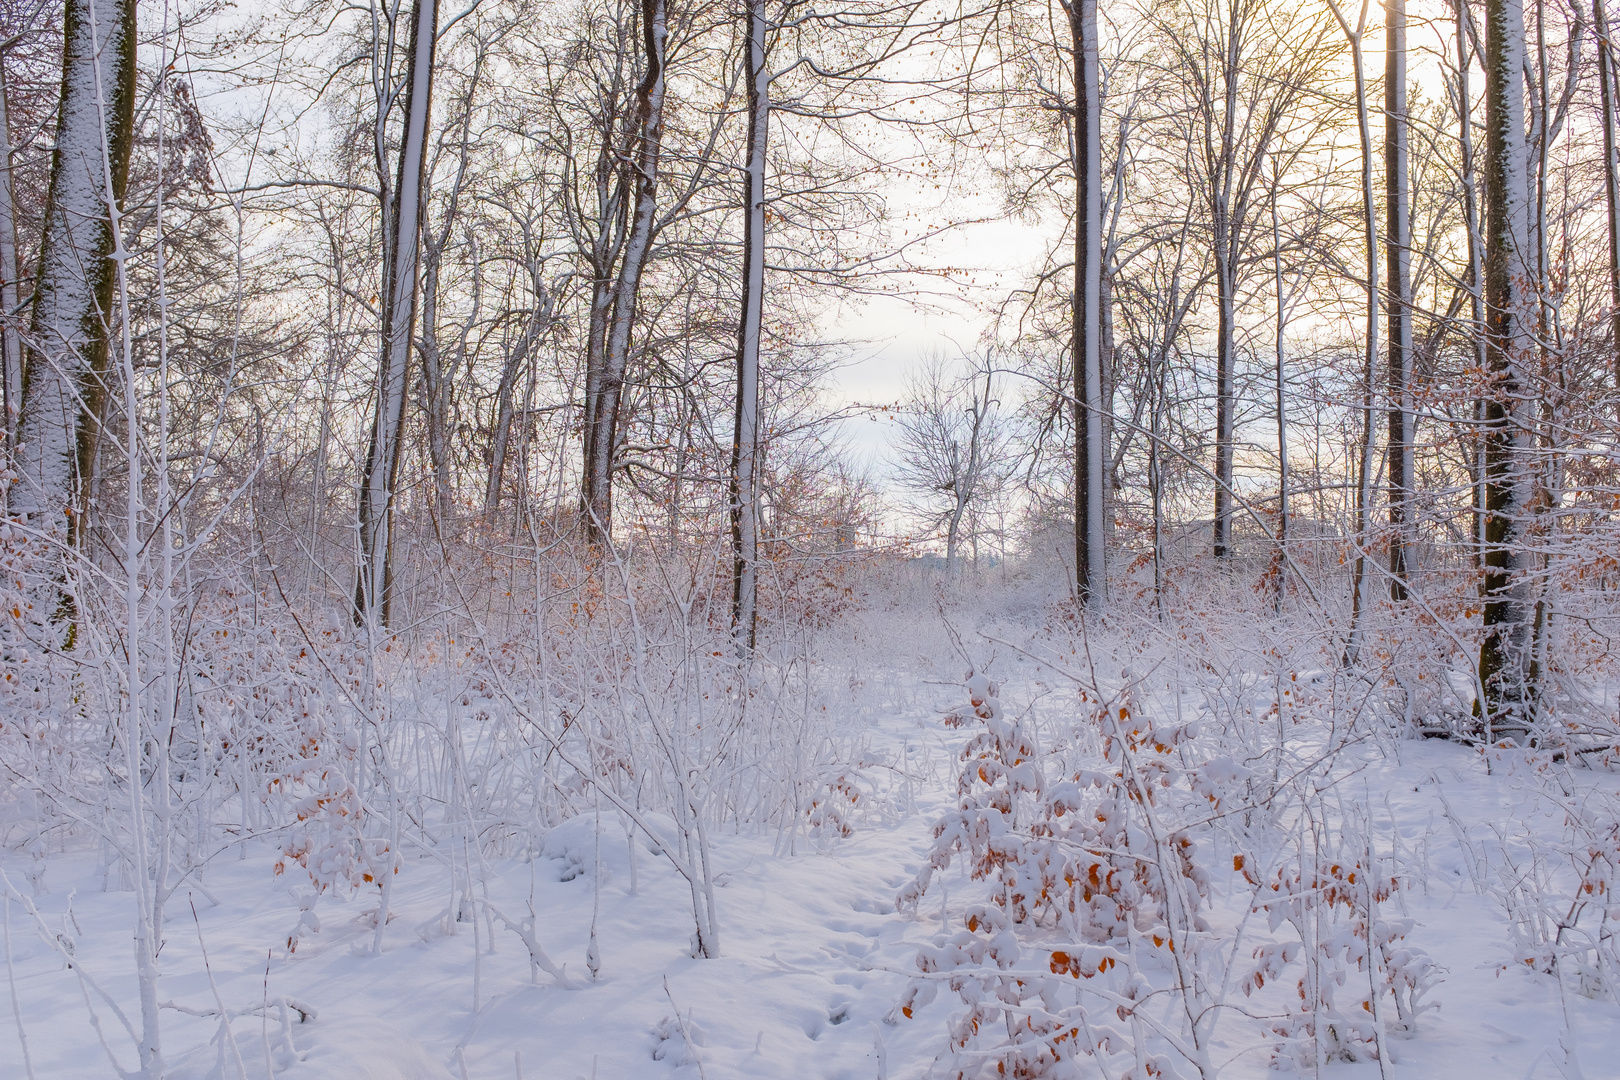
<box><xmin>891</xmin><ymin>664</ymin><xmax>1221</xmax><ymax>1078</ymax></box>
<box><xmin>806</xmin><ymin>759</ymin><xmax>878</xmax><ymax>844</ymax></box>
<box><xmin>1243</xmin><ymin>825</ymin><xmax>1440</xmax><ymax>1066</ymax></box>
<box><xmin>1453</xmin><ymin>776</ymin><xmax>1620</xmax><ymax>1002</ymax></box>
<box><xmin>888</xmin><ymin>631</ymin><xmax>1447</xmax><ymax>1079</ymax></box>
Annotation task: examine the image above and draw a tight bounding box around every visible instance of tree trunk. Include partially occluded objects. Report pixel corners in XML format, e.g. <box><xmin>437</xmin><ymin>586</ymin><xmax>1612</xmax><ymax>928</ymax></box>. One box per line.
<box><xmin>422</xmin><ymin>49</ymin><xmax>488</xmax><ymax>527</ymax></box>
<box><xmin>419</xmin><ymin>238</ymin><xmax>453</xmax><ymax>526</ymax></box>
<box><xmin>1597</xmin><ymin>0</ymin><xmax>1620</xmax><ymax>383</ymax></box>
<box><xmin>1271</xmin><ymin>160</ymin><xmax>1290</xmax><ymax>610</ymax></box>
<box><xmin>583</xmin><ymin>0</ymin><xmax>668</xmax><ymax>545</ymax></box>
<box><xmin>579</xmin><ymin>265</ymin><xmax>615</xmax><ymax>525</ymax></box>
<box><xmin>9</xmin><ymin>0</ymin><xmax>137</xmax><ymax>551</ymax></box>
<box><xmin>1326</xmin><ymin>0</ymin><xmax>1379</xmax><ymax>665</ymax></box>
<box><xmin>355</xmin><ymin>0</ymin><xmax>438</xmax><ymax>627</ymax></box>
<box><xmin>730</xmin><ymin>0</ymin><xmax>767</xmax><ymax>653</ymax></box>
<box><xmin>1073</xmin><ymin>0</ymin><xmax>1106</xmax><ymax>607</ymax></box>
<box><xmin>1385</xmin><ymin>0</ymin><xmax>1414</xmax><ymax>599</ymax></box>
<box><xmin>1478</xmin><ymin>0</ymin><xmax>1536</xmax><ymax>735</ymax></box>
<box><xmin>0</xmin><ymin>56</ymin><xmax>20</xmax><ymax>443</ymax></box>
<box><xmin>486</xmin><ymin>277</ymin><xmax>555</xmax><ymax>517</ymax></box>
<box><xmin>1457</xmin><ymin>0</ymin><xmax>1489</xmax><ymax>568</ymax></box>
<box><xmin>1210</xmin><ymin>13</ymin><xmax>1241</xmax><ymax>563</ymax></box>
<box><xmin>1212</xmin><ymin>228</ymin><xmax>1236</xmax><ymax>560</ymax></box>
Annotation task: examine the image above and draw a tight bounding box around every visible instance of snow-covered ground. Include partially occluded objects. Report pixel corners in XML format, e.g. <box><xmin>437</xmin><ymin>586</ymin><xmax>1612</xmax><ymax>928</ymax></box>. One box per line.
<box><xmin>5</xmin><ymin>621</ymin><xmax>1620</xmax><ymax>1080</ymax></box>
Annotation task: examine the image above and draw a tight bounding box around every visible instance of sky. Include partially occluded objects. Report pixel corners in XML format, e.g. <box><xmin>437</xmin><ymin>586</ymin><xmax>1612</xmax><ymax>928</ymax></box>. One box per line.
<box><xmin>824</xmin><ymin>201</ymin><xmax>1057</xmax><ymax>483</ymax></box>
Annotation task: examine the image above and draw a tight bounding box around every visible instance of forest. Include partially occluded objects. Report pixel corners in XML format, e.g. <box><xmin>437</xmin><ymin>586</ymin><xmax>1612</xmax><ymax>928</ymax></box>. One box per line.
<box><xmin>1</xmin><ymin>0</ymin><xmax>1619</xmax><ymax>1075</ymax></box>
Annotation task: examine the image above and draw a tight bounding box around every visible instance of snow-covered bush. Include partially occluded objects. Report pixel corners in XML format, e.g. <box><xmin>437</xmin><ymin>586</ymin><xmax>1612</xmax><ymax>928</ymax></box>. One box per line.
<box><xmin>892</xmin><ymin>657</ymin><xmax>1234</xmax><ymax>1078</ymax></box>
<box><xmin>1246</xmin><ymin>817</ymin><xmax>1440</xmax><ymax>1066</ymax></box>
<box><xmin>888</xmin><ymin>598</ymin><xmax>1452</xmax><ymax>1079</ymax></box>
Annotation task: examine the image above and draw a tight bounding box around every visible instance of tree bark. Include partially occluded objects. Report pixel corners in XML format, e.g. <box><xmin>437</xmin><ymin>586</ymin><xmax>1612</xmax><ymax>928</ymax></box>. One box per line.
<box><xmin>1597</xmin><ymin>0</ymin><xmax>1620</xmax><ymax>384</ymax></box>
<box><xmin>1385</xmin><ymin>0</ymin><xmax>1414</xmax><ymax>598</ymax></box>
<box><xmin>1456</xmin><ymin>0</ymin><xmax>1489</xmax><ymax>568</ymax></box>
<box><xmin>1072</xmin><ymin>0</ymin><xmax>1106</xmax><ymax>607</ymax></box>
<box><xmin>0</xmin><ymin>56</ymin><xmax>20</xmax><ymax>443</ymax></box>
<box><xmin>10</xmin><ymin>0</ymin><xmax>137</xmax><ymax>551</ymax></box>
<box><xmin>583</xmin><ymin>0</ymin><xmax>668</xmax><ymax>545</ymax></box>
<box><xmin>1270</xmin><ymin>159</ymin><xmax>1289</xmax><ymax>610</ymax></box>
<box><xmin>1209</xmin><ymin>11</ymin><xmax>1241</xmax><ymax>563</ymax></box>
<box><xmin>355</xmin><ymin>0</ymin><xmax>438</xmax><ymax>627</ymax></box>
<box><xmin>1478</xmin><ymin>0</ymin><xmax>1536</xmax><ymax>734</ymax></box>
<box><xmin>730</xmin><ymin>0</ymin><xmax>767</xmax><ymax>653</ymax></box>
<box><xmin>486</xmin><ymin>275</ymin><xmax>556</xmax><ymax>518</ymax></box>
<box><xmin>1326</xmin><ymin>0</ymin><xmax>1379</xmax><ymax>665</ymax></box>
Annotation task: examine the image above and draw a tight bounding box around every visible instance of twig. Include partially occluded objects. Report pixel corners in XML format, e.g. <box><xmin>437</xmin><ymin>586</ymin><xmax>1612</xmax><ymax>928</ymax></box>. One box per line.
<box><xmin>663</xmin><ymin>976</ymin><xmax>709</xmax><ymax>1080</ymax></box>
<box><xmin>4</xmin><ymin>894</ymin><xmax>36</xmax><ymax>1080</ymax></box>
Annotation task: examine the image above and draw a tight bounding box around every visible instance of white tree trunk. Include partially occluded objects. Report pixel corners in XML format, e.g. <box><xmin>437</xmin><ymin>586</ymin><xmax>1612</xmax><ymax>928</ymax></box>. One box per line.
<box><xmin>355</xmin><ymin>0</ymin><xmax>438</xmax><ymax>626</ymax></box>
<box><xmin>10</xmin><ymin>0</ymin><xmax>136</xmax><ymax>549</ymax></box>
<box><xmin>1478</xmin><ymin>0</ymin><xmax>1537</xmax><ymax>732</ymax></box>
<box><xmin>730</xmin><ymin>0</ymin><xmax>767</xmax><ymax>652</ymax></box>
<box><xmin>1073</xmin><ymin>0</ymin><xmax>1106</xmax><ymax>607</ymax></box>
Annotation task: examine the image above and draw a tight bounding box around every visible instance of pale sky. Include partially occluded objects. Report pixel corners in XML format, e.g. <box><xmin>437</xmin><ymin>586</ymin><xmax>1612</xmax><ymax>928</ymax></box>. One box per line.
<box><xmin>825</xmin><ymin>201</ymin><xmax>1057</xmax><ymax>482</ymax></box>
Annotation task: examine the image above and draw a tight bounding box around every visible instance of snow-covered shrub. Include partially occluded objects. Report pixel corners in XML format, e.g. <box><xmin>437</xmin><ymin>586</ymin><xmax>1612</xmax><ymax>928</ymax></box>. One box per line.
<box><xmin>1461</xmin><ymin>775</ymin><xmax>1620</xmax><ymax>1001</ymax></box>
<box><xmin>805</xmin><ymin>759</ymin><xmax>877</xmax><ymax>844</ymax></box>
<box><xmin>1244</xmin><ymin>818</ymin><xmax>1440</xmax><ymax>1066</ymax></box>
<box><xmin>892</xmin><ymin>662</ymin><xmax>1229</xmax><ymax>1079</ymax></box>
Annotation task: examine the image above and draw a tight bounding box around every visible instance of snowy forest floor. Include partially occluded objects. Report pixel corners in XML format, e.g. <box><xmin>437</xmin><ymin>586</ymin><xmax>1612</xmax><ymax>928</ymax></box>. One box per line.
<box><xmin>5</xmin><ymin>592</ymin><xmax>1620</xmax><ymax>1080</ymax></box>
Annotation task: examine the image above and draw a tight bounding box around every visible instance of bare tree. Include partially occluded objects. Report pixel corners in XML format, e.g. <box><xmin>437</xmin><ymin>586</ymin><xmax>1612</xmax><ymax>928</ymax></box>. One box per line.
<box><xmin>1385</xmin><ymin>0</ymin><xmax>1414</xmax><ymax>597</ymax></box>
<box><xmin>893</xmin><ymin>354</ymin><xmax>1014</xmax><ymax>575</ymax></box>
<box><xmin>1152</xmin><ymin>0</ymin><xmax>1333</xmax><ymax>562</ymax></box>
<box><xmin>582</xmin><ymin>0</ymin><xmax>669</xmax><ymax>544</ymax></box>
<box><xmin>730</xmin><ymin>0</ymin><xmax>767</xmax><ymax>652</ymax></box>
<box><xmin>1450</xmin><ymin>0</ymin><xmax>1489</xmax><ymax>565</ymax></box>
<box><xmin>1326</xmin><ymin>0</ymin><xmax>1380</xmax><ymax>664</ymax></box>
<box><xmin>0</xmin><ymin>52</ymin><xmax>19</xmax><ymax>439</ymax></box>
<box><xmin>0</xmin><ymin>0</ymin><xmax>61</xmax><ymax>445</ymax></box>
<box><xmin>418</xmin><ymin>20</ymin><xmax>500</xmax><ymax>528</ymax></box>
<box><xmin>355</xmin><ymin>0</ymin><xmax>439</xmax><ymax>627</ymax></box>
<box><xmin>1600</xmin><ymin>0</ymin><xmax>1620</xmax><ymax>381</ymax></box>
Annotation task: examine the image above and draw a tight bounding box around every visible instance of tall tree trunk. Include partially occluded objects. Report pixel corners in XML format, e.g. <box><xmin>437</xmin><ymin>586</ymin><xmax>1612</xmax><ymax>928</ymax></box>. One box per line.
<box><xmin>1270</xmin><ymin>160</ymin><xmax>1290</xmax><ymax>610</ymax></box>
<box><xmin>1212</xmin><ymin>234</ymin><xmax>1236</xmax><ymax>561</ymax></box>
<box><xmin>10</xmin><ymin>0</ymin><xmax>137</xmax><ymax>552</ymax></box>
<box><xmin>730</xmin><ymin>0</ymin><xmax>767</xmax><ymax>653</ymax></box>
<box><xmin>1457</xmin><ymin>0</ymin><xmax>1489</xmax><ymax>568</ymax></box>
<box><xmin>1385</xmin><ymin>0</ymin><xmax>1414</xmax><ymax>599</ymax></box>
<box><xmin>0</xmin><ymin>56</ymin><xmax>20</xmax><ymax>443</ymax></box>
<box><xmin>419</xmin><ymin>239</ymin><xmax>452</xmax><ymax>526</ymax></box>
<box><xmin>1597</xmin><ymin>0</ymin><xmax>1620</xmax><ymax>382</ymax></box>
<box><xmin>421</xmin><ymin>51</ymin><xmax>487</xmax><ymax>529</ymax></box>
<box><xmin>579</xmin><ymin>264</ymin><xmax>616</xmax><ymax>525</ymax></box>
<box><xmin>1326</xmin><ymin>0</ymin><xmax>1379</xmax><ymax>665</ymax></box>
<box><xmin>583</xmin><ymin>0</ymin><xmax>668</xmax><ymax>545</ymax></box>
<box><xmin>1072</xmin><ymin>0</ymin><xmax>1106</xmax><ymax>607</ymax></box>
<box><xmin>1210</xmin><ymin>13</ymin><xmax>1241</xmax><ymax>563</ymax></box>
<box><xmin>1478</xmin><ymin>0</ymin><xmax>1536</xmax><ymax>735</ymax></box>
<box><xmin>355</xmin><ymin>0</ymin><xmax>438</xmax><ymax>627</ymax></box>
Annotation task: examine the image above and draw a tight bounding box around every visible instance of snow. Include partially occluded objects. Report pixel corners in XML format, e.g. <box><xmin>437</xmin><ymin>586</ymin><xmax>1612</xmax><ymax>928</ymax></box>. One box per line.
<box><xmin>5</xmin><ymin>631</ymin><xmax>1620</xmax><ymax>1080</ymax></box>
